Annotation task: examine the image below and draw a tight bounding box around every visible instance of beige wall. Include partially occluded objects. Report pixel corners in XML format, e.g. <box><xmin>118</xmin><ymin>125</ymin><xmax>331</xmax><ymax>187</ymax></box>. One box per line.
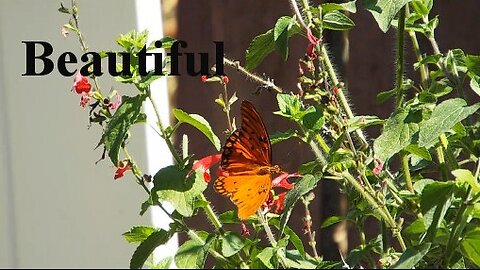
<box><xmin>0</xmin><ymin>0</ymin><xmax>175</xmax><ymax>267</ymax></box>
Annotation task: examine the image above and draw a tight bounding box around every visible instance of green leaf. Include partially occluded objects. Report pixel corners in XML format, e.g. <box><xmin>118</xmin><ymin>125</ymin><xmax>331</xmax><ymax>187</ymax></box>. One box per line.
<box><xmin>275</xmin><ymin>93</ymin><xmax>310</xmax><ymax>121</ymax></box>
<box><xmin>174</xmin><ymin>239</ymin><xmax>208</xmax><ymax>269</ymax></box>
<box><xmin>270</xmin><ymin>129</ymin><xmax>298</xmax><ymax>145</ymax></box>
<box><xmin>245</xmin><ymin>24</ymin><xmax>300</xmax><ymax>70</ymax></box>
<box><xmin>321</xmin><ymin>1</ymin><xmax>357</xmax><ymax>13</ymax></box>
<box><xmin>466</xmin><ymin>55</ymin><xmax>480</xmax><ymax>76</ymax></box>
<box><xmin>362</xmin><ymin>0</ymin><xmax>410</xmax><ymax>32</ymax></box>
<box><xmin>405</xmin><ymin>144</ymin><xmax>432</xmax><ymax>161</ymax></box>
<box><xmin>173</xmin><ymin>109</ymin><xmax>221</xmax><ymax>151</ymax></box>
<box><xmin>153</xmin><ymin>165</ymin><xmax>207</xmax><ymax>217</ymax></box>
<box><xmin>452</xmin><ymin>169</ymin><xmax>480</xmax><ymax>193</ymax></box>
<box><xmin>98</xmin><ymin>95</ymin><xmax>146</xmax><ymax>164</ymax></box>
<box><xmin>123</xmin><ymin>226</ymin><xmax>158</xmax><ymax>243</ymax></box>
<box><xmin>257</xmin><ymin>247</ymin><xmax>275</xmax><ymax>269</ymax></box>
<box><xmin>470</xmin><ymin>75</ymin><xmax>480</xmax><ymax>97</ymax></box>
<box><xmin>321</xmin><ymin>216</ymin><xmax>344</xmax><ymax>228</ymax></box>
<box><xmin>148</xmin><ymin>36</ymin><xmax>176</xmax><ymax>50</ymax></box>
<box><xmin>414</xmin><ymin>54</ymin><xmax>441</xmax><ymax>70</ymax></box>
<box><xmin>302</xmin><ymin>106</ymin><xmax>324</xmax><ymax>131</ymax></box>
<box><xmin>130</xmin><ymin>229</ymin><xmax>174</xmax><ymax>269</ymax></box>
<box><xmin>279</xmin><ymin>175</ymin><xmax>319</xmax><ymax>235</ymax></box>
<box><xmin>460</xmin><ymin>227</ymin><xmax>480</xmax><ymax>267</ymax></box>
<box><xmin>245</xmin><ymin>30</ymin><xmax>275</xmax><ymax>71</ymax></box>
<box><xmin>374</xmin><ymin>109</ymin><xmax>417</xmax><ymax>162</ymax></box>
<box><xmin>218</xmin><ymin>210</ymin><xmax>240</xmax><ymax>224</ymax></box>
<box><xmin>148</xmin><ymin>256</ymin><xmax>172</xmax><ymax>269</ymax></box>
<box><xmin>420</xmin><ymin>181</ymin><xmax>455</xmax><ymax>242</ymax></box>
<box><xmin>403</xmin><ymin>218</ymin><xmax>426</xmax><ymax>235</ymax></box>
<box><xmin>391</xmin><ymin>243</ymin><xmax>431</xmax><ymax>269</ymax></box>
<box><xmin>346</xmin><ymin>115</ymin><xmax>383</xmax><ymax>132</ymax></box>
<box><xmin>418</xmin><ymin>98</ymin><xmax>480</xmax><ymax>148</ymax></box>
<box><xmin>322</xmin><ymin>11</ymin><xmax>355</xmax><ymax>31</ymax></box>
<box><xmin>221</xmin><ymin>232</ymin><xmax>245</xmax><ymax>257</ymax></box>
<box><xmin>376</xmin><ymin>88</ymin><xmax>397</xmax><ymax>103</ymax></box>
<box><xmin>274</xmin><ymin>16</ymin><xmax>294</xmax><ymax>61</ymax></box>
<box><xmin>410</xmin><ymin>0</ymin><xmax>429</xmax><ymax>16</ymax></box>
<box><xmin>270</xmin><ymin>219</ymin><xmax>305</xmax><ymax>258</ymax></box>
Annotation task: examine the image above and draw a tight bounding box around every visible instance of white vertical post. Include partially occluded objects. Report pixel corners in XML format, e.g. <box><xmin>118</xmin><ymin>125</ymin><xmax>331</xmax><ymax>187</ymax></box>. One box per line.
<box><xmin>134</xmin><ymin>0</ymin><xmax>179</xmax><ymax>265</ymax></box>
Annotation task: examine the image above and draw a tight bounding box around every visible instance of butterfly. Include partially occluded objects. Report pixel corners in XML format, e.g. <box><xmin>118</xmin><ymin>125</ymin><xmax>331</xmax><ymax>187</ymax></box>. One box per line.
<box><xmin>214</xmin><ymin>100</ymin><xmax>281</xmax><ymax>219</ymax></box>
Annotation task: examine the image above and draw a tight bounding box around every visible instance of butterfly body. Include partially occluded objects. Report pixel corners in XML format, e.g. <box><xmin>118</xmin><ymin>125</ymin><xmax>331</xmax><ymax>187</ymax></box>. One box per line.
<box><xmin>214</xmin><ymin>100</ymin><xmax>281</xmax><ymax>219</ymax></box>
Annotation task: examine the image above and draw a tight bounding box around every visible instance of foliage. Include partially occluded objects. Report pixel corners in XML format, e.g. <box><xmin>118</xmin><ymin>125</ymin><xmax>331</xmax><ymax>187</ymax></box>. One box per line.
<box><xmin>59</xmin><ymin>0</ymin><xmax>480</xmax><ymax>268</ymax></box>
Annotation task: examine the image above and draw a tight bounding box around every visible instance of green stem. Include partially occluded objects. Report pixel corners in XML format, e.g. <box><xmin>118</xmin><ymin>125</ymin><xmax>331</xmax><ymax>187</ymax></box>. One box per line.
<box><xmin>395</xmin><ymin>6</ymin><xmax>406</xmax><ymax>108</ymax></box>
<box><xmin>401</xmin><ymin>151</ymin><xmax>413</xmax><ymax>192</ymax></box>
<box><xmin>443</xmin><ymin>186</ymin><xmax>472</xmax><ymax>267</ymax></box>
<box><xmin>187</xmin><ymin>230</ymin><xmax>237</xmax><ymax>267</ymax></box>
<box><xmin>341</xmin><ymin>172</ymin><xmax>407</xmax><ymax>251</ymax></box>
<box><xmin>257</xmin><ymin>210</ymin><xmax>287</xmax><ymax>268</ymax></box>
<box><xmin>408</xmin><ymin>30</ymin><xmax>428</xmax><ymax>89</ymax></box>
<box><xmin>440</xmin><ymin>133</ymin><xmax>459</xmax><ymax>170</ymax></box>
<box><xmin>147</xmin><ymin>94</ymin><xmax>182</xmax><ymax>164</ymax></box>
<box><xmin>436</xmin><ymin>145</ymin><xmax>448</xmax><ymax>181</ymax></box>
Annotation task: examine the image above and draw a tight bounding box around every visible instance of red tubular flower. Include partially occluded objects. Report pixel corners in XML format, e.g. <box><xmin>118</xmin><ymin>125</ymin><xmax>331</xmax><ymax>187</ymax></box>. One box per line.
<box><xmin>201</xmin><ymin>75</ymin><xmax>208</xmax><ymax>83</ymax></box>
<box><xmin>272</xmin><ymin>172</ymin><xmax>299</xmax><ymax>189</ymax></box>
<box><xmin>190</xmin><ymin>153</ymin><xmax>222</xmax><ymax>183</ymax></box>
<box><xmin>272</xmin><ymin>192</ymin><xmax>287</xmax><ymax>214</ymax></box>
<box><xmin>114</xmin><ymin>160</ymin><xmax>131</xmax><ymax>180</ymax></box>
<box><xmin>306</xmin><ymin>28</ymin><xmax>319</xmax><ymax>59</ymax></box>
<box><xmin>73</xmin><ymin>72</ymin><xmax>91</xmax><ymax>94</ymax></box>
<box><xmin>79</xmin><ymin>93</ymin><xmax>91</xmax><ymax>108</ymax></box>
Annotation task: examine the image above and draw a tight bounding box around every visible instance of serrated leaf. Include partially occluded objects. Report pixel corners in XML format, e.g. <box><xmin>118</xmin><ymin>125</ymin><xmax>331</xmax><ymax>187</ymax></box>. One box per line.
<box><xmin>123</xmin><ymin>226</ymin><xmax>158</xmax><ymax>243</ymax></box>
<box><xmin>153</xmin><ymin>165</ymin><xmax>207</xmax><ymax>217</ymax></box>
<box><xmin>374</xmin><ymin>109</ymin><xmax>417</xmax><ymax>162</ymax></box>
<box><xmin>174</xmin><ymin>239</ymin><xmax>207</xmax><ymax>269</ymax></box>
<box><xmin>418</xmin><ymin>98</ymin><xmax>480</xmax><ymax>148</ymax></box>
<box><xmin>221</xmin><ymin>232</ymin><xmax>245</xmax><ymax>257</ymax></box>
<box><xmin>279</xmin><ymin>175</ymin><xmax>319</xmax><ymax>235</ymax></box>
<box><xmin>362</xmin><ymin>0</ymin><xmax>410</xmax><ymax>32</ymax></box>
<box><xmin>322</xmin><ymin>10</ymin><xmax>355</xmax><ymax>31</ymax></box>
<box><xmin>173</xmin><ymin>109</ymin><xmax>221</xmax><ymax>151</ymax></box>
<box><xmin>245</xmin><ymin>25</ymin><xmax>300</xmax><ymax>70</ymax></box>
<box><xmin>270</xmin><ymin>129</ymin><xmax>298</xmax><ymax>145</ymax></box>
<box><xmin>452</xmin><ymin>169</ymin><xmax>480</xmax><ymax>193</ymax></box>
<box><xmin>274</xmin><ymin>16</ymin><xmax>294</xmax><ymax>61</ymax></box>
<box><xmin>321</xmin><ymin>216</ymin><xmax>344</xmax><ymax>228</ymax></box>
<box><xmin>466</xmin><ymin>55</ymin><xmax>480</xmax><ymax>76</ymax></box>
<box><xmin>98</xmin><ymin>95</ymin><xmax>146</xmax><ymax>164</ymax></box>
<box><xmin>420</xmin><ymin>182</ymin><xmax>455</xmax><ymax>242</ymax></box>
<box><xmin>391</xmin><ymin>243</ymin><xmax>431</xmax><ymax>269</ymax></box>
<box><xmin>321</xmin><ymin>1</ymin><xmax>357</xmax><ymax>13</ymax></box>
<box><xmin>470</xmin><ymin>75</ymin><xmax>480</xmax><ymax>97</ymax></box>
<box><xmin>376</xmin><ymin>88</ymin><xmax>396</xmax><ymax>103</ymax></box>
<box><xmin>405</xmin><ymin>144</ymin><xmax>432</xmax><ymax>161</ymax></box>
<box><xmin>460</xmin><ymin>227</ymin><xmax>480</xmax><ymax>267</ymax></box>
<box><xmin>130</xmin><ymin>229</ymin><xmax>174</xmax><ymax>269</ymax></box>
<box><xmin>257</xmin><ymin>247</ymin><xmax>275</xmax><ymax>268</ymax></box>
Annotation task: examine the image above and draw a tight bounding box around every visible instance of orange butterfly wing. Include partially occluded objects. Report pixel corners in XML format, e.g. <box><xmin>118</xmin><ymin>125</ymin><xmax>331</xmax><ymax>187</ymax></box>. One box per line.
<box><xmin>214</xmin><ymin>100</ymin><xmax>273</xmax><ymax>219</ymax></box>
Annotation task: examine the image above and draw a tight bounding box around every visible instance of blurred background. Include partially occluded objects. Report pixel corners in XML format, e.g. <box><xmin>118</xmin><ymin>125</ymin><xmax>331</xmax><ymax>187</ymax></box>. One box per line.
<box><xmin>0</xmin><ymin>0</ymin><xmax>478</xmax><ymax>267</ymax></box>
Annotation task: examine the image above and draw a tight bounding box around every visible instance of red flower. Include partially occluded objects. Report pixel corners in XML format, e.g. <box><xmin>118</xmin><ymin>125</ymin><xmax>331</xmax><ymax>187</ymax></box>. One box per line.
<box><xmin>272</xmin><ymin>192</ymin><xmax>287</xmax><ymax>214</ymax></box>
<box><xmin>79</xmin><ymin>93</ymin><xmax>91</xmax><ymax>108</ymax></box>
<box><xmin>107</xmin><ymin>93</ymin><xmax>122</xmax><ymax>110</ymax></box>
<box><xmin>222</xmin><ymin>76</ymin><xmax>230</xmax><ymax>84</ymax></box>
<box><xmin>190</xmin><ymin>153</ymin><xmax>222</xmax><ymax>183</ymax></box>
<box><xmin>73</xmin><ymin>72</ymin><xmax>91</xmax><ymax>94</ymax></box>
<box><xmin>373</xmin><ymin>158</ymin><xmax>383</xmax><ymax>175</ymax></box>
<box><xmin>201</xmin><ymin>75</ymin><xmax>208</xmax><ymax>83</ymax></box>
<box><xmin>114</xmin><ymin>160</ymin><xmax>131</xmax><ymax>180</ymax></box>
<box><xmin>306</xmin><ymin>28</ymin><xmax>319</xmax><ymax>59</ymax></box>
<box><xmin>264</xmin><ymin>172</ymin><xmax>299</xmax><ymax>214</ymax></box>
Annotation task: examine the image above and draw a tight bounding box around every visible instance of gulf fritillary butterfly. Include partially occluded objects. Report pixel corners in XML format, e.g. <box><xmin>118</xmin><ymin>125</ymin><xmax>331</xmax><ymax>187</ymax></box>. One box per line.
<box><xmin>214</xmin><ymin>100</ymin><xmax>281</xmax><ymax>219</ymax></box>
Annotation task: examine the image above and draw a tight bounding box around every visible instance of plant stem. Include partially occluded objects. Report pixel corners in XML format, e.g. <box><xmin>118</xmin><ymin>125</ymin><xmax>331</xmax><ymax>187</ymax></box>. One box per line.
<box><xmin>223</xmin><ymin>57</ymin><xmax>283</xmax><ymax>94</ymax></box>
<box><xmin>222</xmin><ymin>83</ymin><xmax>234</xmax><ymax>132</ymax></box>
<box><xmin>439</xmin><ymin>133</ymin><xmax>459</xmax><ymax>170</ymax></box>
<box><xmin>401</xmin><ymin>151</ymin><xmax>414</xmax><ymax>192</ymax></box>
<box><xmin>408</xmin><ymin>30</ymin><xmax>428</xmax><ymax>88</ymax></box>
<box><xmin>186</xmin><ymin>229</ymin><xmax>237</xmax><ymax>267</ymax></box>
<box><xmin>395</xmin><ymin>6</ymin><xmax>406</xmax><ymax>108</ymax></box>
<box><xmin>147</xmin><ymin>94</ymin><xmax>182</xmax><ymax>164</ymax></box>
<box><xmin>443</xmin><ymin>186</ymin><xmax>472</xmax><ymax>267</ymax></box>
<box><xmin>435</xmin><ymin>145</ymin><xmax>448</xmax><ymax>181</ymax></box>
<box><xmin>341</xmin><ymin>172</ymin><xmax>406</xmax><ymax>251</ymax></box>
<box><xmin>302</xmin><ymin>197</ymin><xmax>319</xmax><ymax>259</ymax></box>
<box><xmin>257</xmin><ymin>210</ymin><xmax>287</xmax><ymax>268</ymax></box>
